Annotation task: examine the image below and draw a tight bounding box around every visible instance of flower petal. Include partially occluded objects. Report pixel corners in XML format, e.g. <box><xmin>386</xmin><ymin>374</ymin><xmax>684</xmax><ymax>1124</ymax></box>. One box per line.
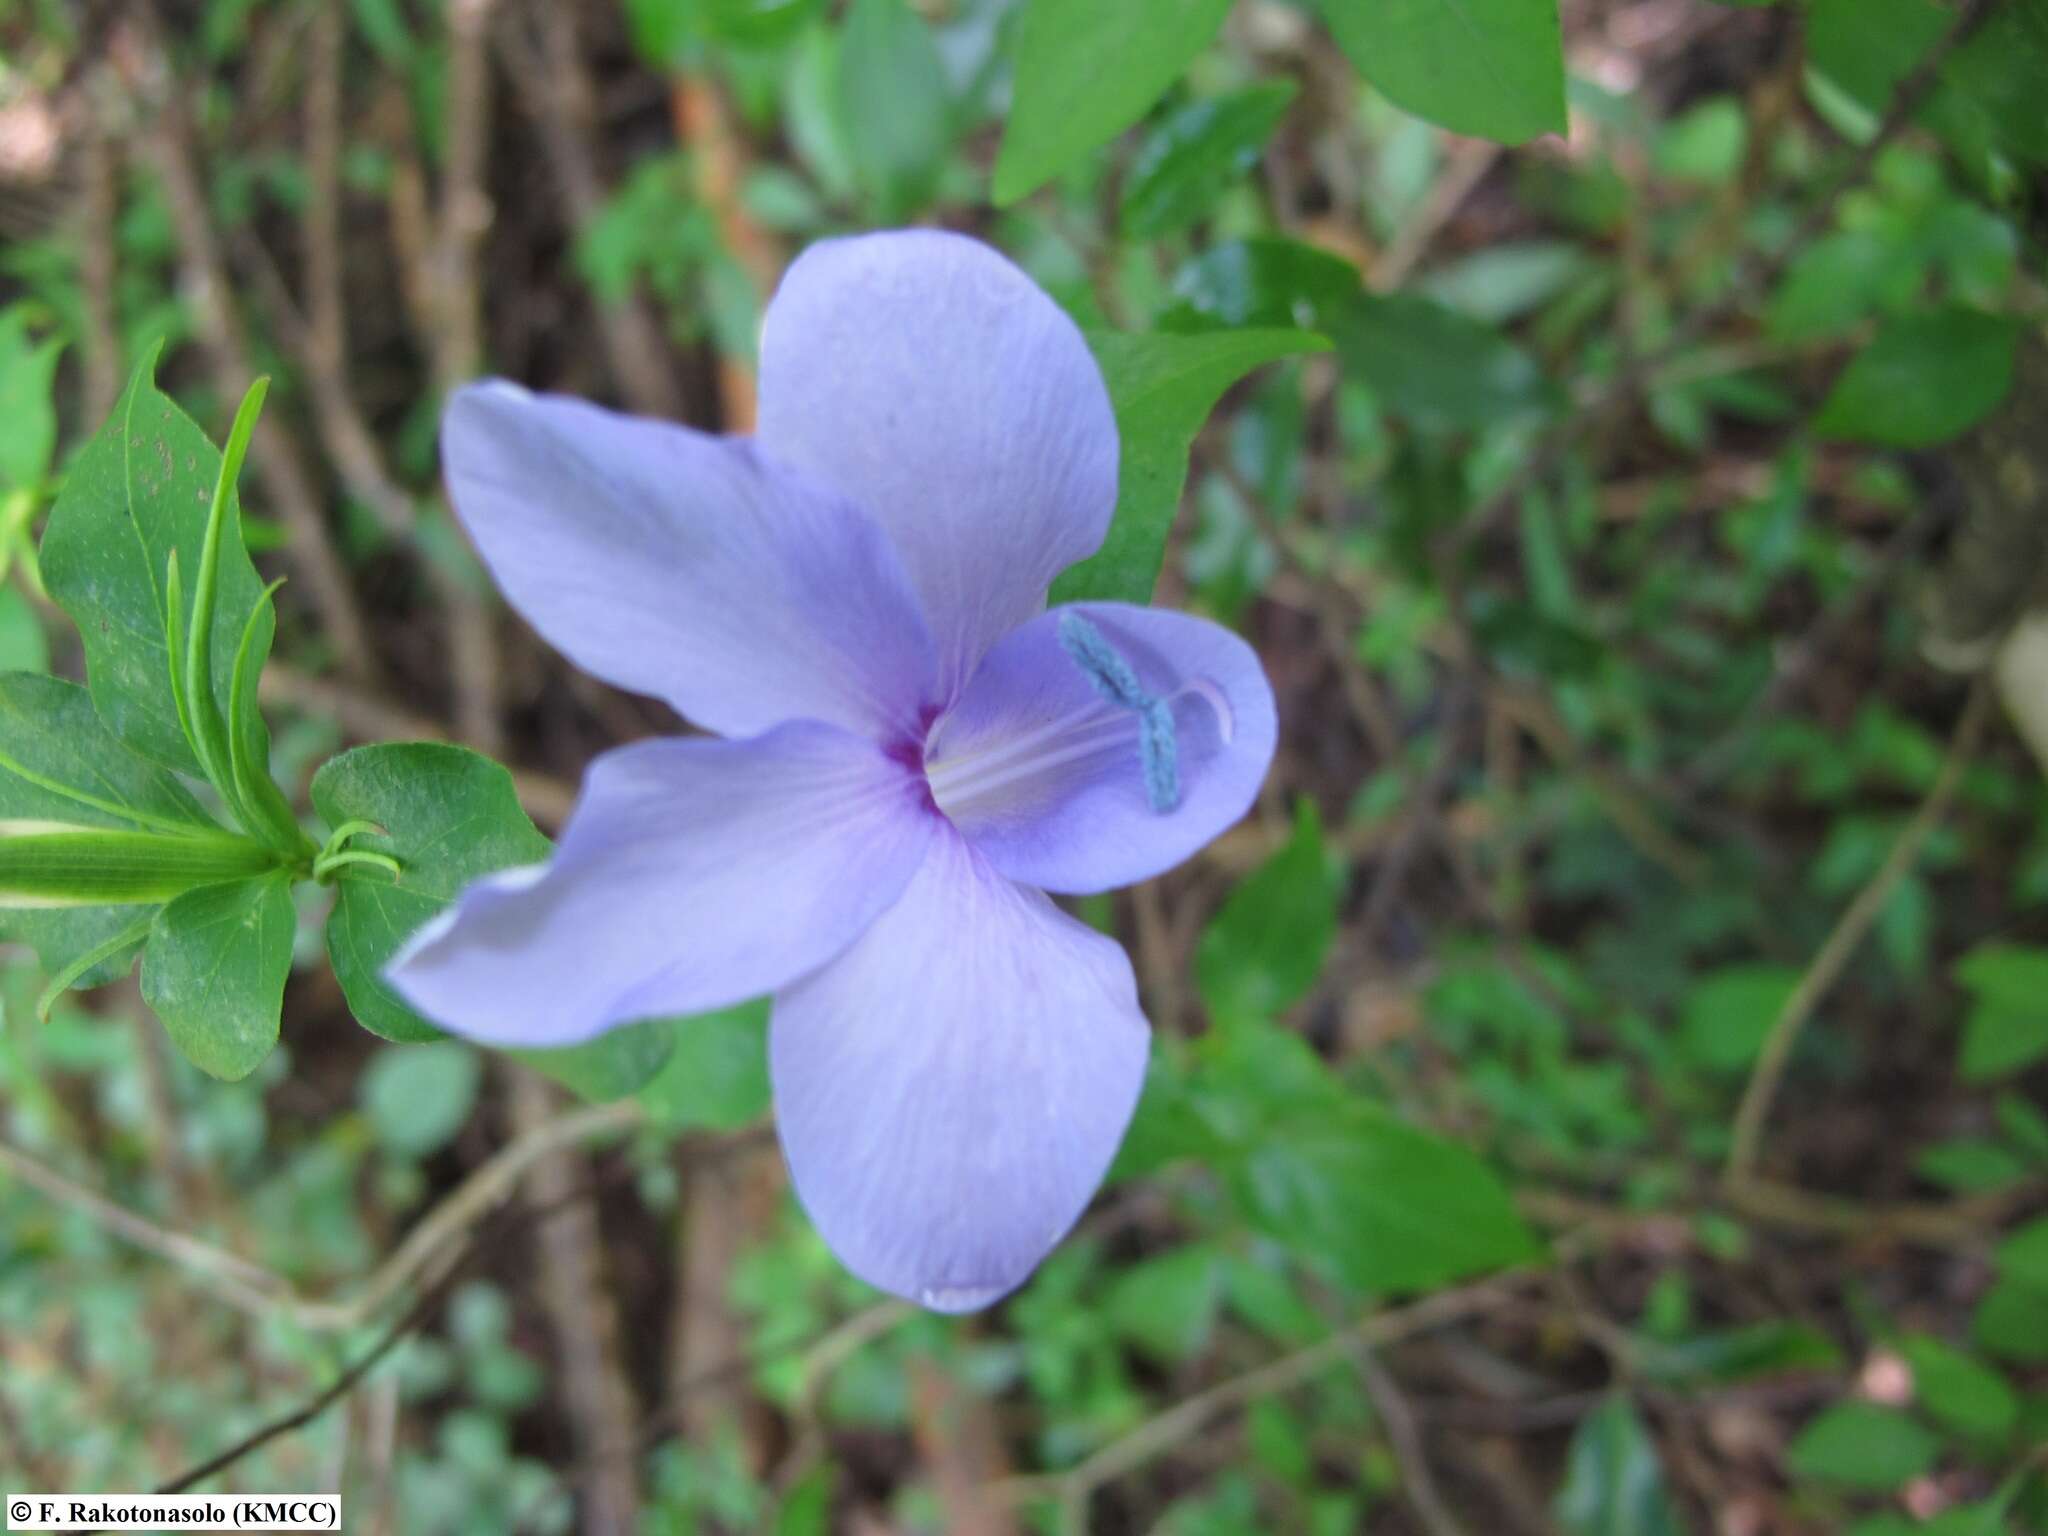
<box><xmin>387</xmin><ymin>722</ymin><xmax>935</xmax><ymax>1048</ymax></box>
<box><xmin>757</xmin><ymin>231</ymin><xmax>1118</xmax><ymax>696</ymax></box>
<box><xmin>771</xmin><ymin>831</ymin><xmax>1149</xmax><ymax>1311</ymax></box>
<box><xmin>442</xmin><ymin>381</ymin><xmax>937</xmax><ymax>740</ymax></box>
<box><xmin>925</xmin><ymin>602</ymin><xmax>1278</xmax><ymax>894</ymax></box>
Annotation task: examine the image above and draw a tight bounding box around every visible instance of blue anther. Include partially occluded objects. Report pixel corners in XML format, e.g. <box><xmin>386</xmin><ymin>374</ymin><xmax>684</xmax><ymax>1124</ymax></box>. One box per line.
<box><xmin>1057</xmin><ymin>611</ymin><xmax>1181</xmax><ymax>814</ymax></box>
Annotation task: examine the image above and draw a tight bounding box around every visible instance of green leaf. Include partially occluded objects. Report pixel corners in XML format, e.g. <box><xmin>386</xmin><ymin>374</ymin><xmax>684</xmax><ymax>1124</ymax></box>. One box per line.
<box><xmin>1105</xmin><ymin>1244</ymin><xmax>1222</xmax><ymax>1363</ymax></box>
<box><xmin>1899</xmin><ymin>1335</ymin><xmax>2018</xmax><ymax>1440</ymax></box>
<box><xmin>361</xmin><ymin>1041</ymin><xmax>482</xmax><ymax>1158</ymax></box>
<box><xmin>1338</xmin><ymin>292</ymin><xmax>1553</xmax><ymax>430</ymax></box>
<box><xmin>0</xmin><ymin>306</ymin><xmax>63</xmax><ymax>489</ymax></box>
<box><xmin>1165</xmin><ymin>239</ymin><xmax>1360</xmax><ymax>332</ymax></box>
<box><xmin>1915</xmin><ymin>1138</ymin><xmax>2031</xmax><ymax>1193</ymax></box>
<box><xmin>1678</xmin><ymin>964</ymin><xmax>1799</xmax><ymax>1074</ymax></box>
<box><xmin>837</xmin><ymin>0</ymin><xmax>948</xmax><ymax>219</ymax></box>
<box><xmin>1995</xmin><ymin>1214</ymin><xmax>2048</xmax><ymax>1288</ymax></box>
<box><xmin>309</xmin><ymin>743</ymin><xmax>550</xmax><ymax>1044</ymax></box>
<box><xmin>1196</xmin><ymin>798</ymin><xmax>1336</xmax><ymax>1024</ymax></box>
<box><xmin>0</xmin><ymin>588</ymin><xmax>49</xmax><ymax>673</ymax></box>
<box><xmin>1808</xmin><ymin>0</ymin><xmax>2048</xmax><ymax>171</ymax></box>
<box><xmin>1554</xmin><ymin>1395</ymin><xmax>1684</xmax><ymax>1536</ymax></box>
<box><xmin>0</xmin><ymin>673</ymin><xmax>215</xmax><ymax>835</ymax></box>
<box><xmin>1316</xmin><ymin>0</ymin><xmax>1566</xmax><ymax>144</ymax></box>
<box><xmin>1121</xmin><ymin>82</ymin><xmax>1298</xmax><ymax>239</ymax></box>
<box><xmin>993</xmin><ymin>0</ymin><xmax>1234</xmax><ymax>204</ymax></box>
<box><xmin>1954</xmin><ymin>943</ymin><xmax>2048</xmax><ymax>1080</ymax></box>
<box><xmin>1232</xmin><ymin>1099</ymin><xmax>1542</xmax><ymax>1295</ymax></box>
<box><xmin>141</xmin><ymin>872</ymin><xmax>296</xmax><ymax>1081</ymax></box>
<box><xmin>1051</xmin><ymin>328</ymin><xmax>1327</xmax><ymax>606</ymax></box>
<box><xmin>41</xmin><ymin>346</ymin><xmax>279</xmax><ymax>776</ymax></box>
<box><xmin>1637</xmin><ymin>1321</ymin><xmax>1842</xmax><ymax>1385</ymax></box>
<box><xmin>1972</xmin><ymin>1276</ymin><xmax>2048</xmax><ymax>1364</ymax></box>
<box><xmin>1787</xmin><ymin>1402</ymin><xmax>1939</xmax><ymax>1491</ymax></box>
<box><xmin>1812</xmin><ymin>308</ymin><xmax>2019</xmax><ymax>448</ymax></box>
<box><xmin>515</xmin><ymin>1018</ymin><xmax>677</xmax><ymax>1102</ymax></box>
<box><xmin>637</xmin><ymin>999</ymin><xmax>772</xmax><ymax>1129</ymax></box>
<box><xmin>1653</xmin><ymin>97</ymin><xmax>1747</xmax><ymax>185</ymax></box>
<box><xmin>0</xmin><ymin>673</ymin><xmax>235</xmax><ymax>993</ymax></box>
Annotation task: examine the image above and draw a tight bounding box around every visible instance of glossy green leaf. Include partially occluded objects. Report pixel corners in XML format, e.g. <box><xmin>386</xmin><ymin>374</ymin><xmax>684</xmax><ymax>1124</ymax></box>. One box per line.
<box><xmin>1316</xmin><ymin>0</ymin><xmax>1566</xmax><ymax>144</ymax></box>
<box><xmin>1899</xmin><ymin>1335</ymin><xmax>2018</xmax><ymax>1440</ymax></box>
<box><xmin>837</xmin><ymin>0</ymin><xmax>948</xmax><ymax>219</ymax></box>
<box><xmin>1196</xmin><ymin>798</ymin><xmax>1336</xmax><ymax>1024</ymax></box>
<box><xmin>141</xmin><ymin>872</ymin><xmax>296</xmax><ymax>1081</ymax></box>
<box><xmin>1121</xmin><ymin>82</ymin><xmax>1297</xmax><ymax>239</ymax></box>
<box><xmin>1051</xmin><ymin>328</ymin><xmax>1328</xmax><ymax>606</ymax></box>
<box><xmin>1812</xmin><ymin>308</ymin><xmax>2019</xmax><ymax>448</ymax></box>
<box><xmin>41</xmin><ymin>346</ymin><xmax>279</xmax><ymax>776</ymax></box>
<box><xmin>309</xmin><ymin>742</ymin><xmax>550</xmax><ymax>1044</ymax></box>
<box><xmin>637</xmin><ymin>999</ymin><xmax>772</xmax><ymax>1129</ymax></box>
<box><xmin>1787</xmin><ymin>1402</ymin><xmax>1938</xmax><ymax>1491</ymax></box>
<box><xmin>1554</xmin><ymin>1395</ymin><xmax>1684</xmax><ymax>1536</ymax></box>
<box><xmin>993</xmin><ymin>0</ymin><xmax>1234</xmax><ymax>204</ymax></box>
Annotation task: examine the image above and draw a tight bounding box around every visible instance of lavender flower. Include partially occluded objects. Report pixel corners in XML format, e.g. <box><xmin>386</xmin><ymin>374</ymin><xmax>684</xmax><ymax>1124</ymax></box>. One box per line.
<box><xmin>388</xmin><ymin>231</ymin><xmax>1277</xmax><ymax>1311</ymax></box>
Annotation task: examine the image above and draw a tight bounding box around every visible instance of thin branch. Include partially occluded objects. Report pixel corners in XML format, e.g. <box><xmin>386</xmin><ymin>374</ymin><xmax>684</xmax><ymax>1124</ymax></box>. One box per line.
<box><xmin>1724</xmin><ymin>678</ymin><xmax>1996</xmax><ymax>1185</ymax></box>
<box><xmin>155</xmin><ymin>1169</ymin><xmax>607</xmax><ymax>1494</ymax></box>
<box><xmin>493</xmin><ymin>0</ymin><xmax>686</xmax><ymax>418</ymax></box>
<box><xmin>508</xmin><ymin>1068</ymin><xmax>641</xmax><ymax>1536</ymax></box>
<box><xmin>1358</xmin><ymin>1351</ymin><xmax>1470</xmax><ymax>1536</ymax></box>
<box><xmin>988</xmin><ymin>1256</ymin><xmax>1569</xmax><ymax>1520</ymax></box>
<box><xmin>0</xmin><ymin>1100</ymin><xmax>665</xmax><ymax>1332</ymax></box>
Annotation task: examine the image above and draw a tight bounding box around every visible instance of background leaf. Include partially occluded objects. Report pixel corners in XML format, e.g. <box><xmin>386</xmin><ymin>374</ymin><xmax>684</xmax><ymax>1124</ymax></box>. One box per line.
<box><xmin>1052</xmin><ymin>329</ymin><xmax>1327</xmax><ymax>606</ymax></box>
<box><xmin>1121</xmin><ymin>83</ymin><xmax>1298</xmax><ymax>240</ymax></box>
<box><xmin>1554</xmin><ymin>1395</ymin><xmax>1684</xmax><ymax>1536</ymax></box>
<box><xmin>1812</xmin><ymin>308</ymin><xmax>2018</xmax><ymax>448</ymax></box>
<box><xmin>1196</xmin><ymin>798</ymin><xmax>1336</xmax><ymax>1025</ymax></box>
<box><xmin>993</xmin><ymin>0</ymin><xmax>1234</xmax><ymax>204</ymax></box>
<box><xmin>837</xmin><ymin>0</ymin><xmax>949</xmax><ymax>219</ymax></box>
<box><xmin>1316</xmin><ymin>0</ymin><xmax>1567</xmax><ymax>144</ymax></box>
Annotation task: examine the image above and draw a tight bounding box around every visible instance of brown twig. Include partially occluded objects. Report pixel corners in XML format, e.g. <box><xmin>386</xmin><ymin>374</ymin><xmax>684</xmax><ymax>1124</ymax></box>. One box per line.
<box><xmin>1724</xmin><ymin>678</ymin><xmax>1997</xmax><ymax>1185</ymax></box>
<box><xmin>508</xmin><ymin>1068</ymin><xmax>641</xmax><ymax>1536</ymax></box>
<box><xmin>494</xmin><ymin>0</ymin><xmax>686</xmax><ymax>418</ymax></box>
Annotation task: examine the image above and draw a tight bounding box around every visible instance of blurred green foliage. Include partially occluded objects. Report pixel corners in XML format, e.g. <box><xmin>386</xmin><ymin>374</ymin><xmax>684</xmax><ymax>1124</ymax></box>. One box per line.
<box><xmin>1</xmin><ymin>0</ymin><xmax>2045</xmax><ymax>1529</ymax></box>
